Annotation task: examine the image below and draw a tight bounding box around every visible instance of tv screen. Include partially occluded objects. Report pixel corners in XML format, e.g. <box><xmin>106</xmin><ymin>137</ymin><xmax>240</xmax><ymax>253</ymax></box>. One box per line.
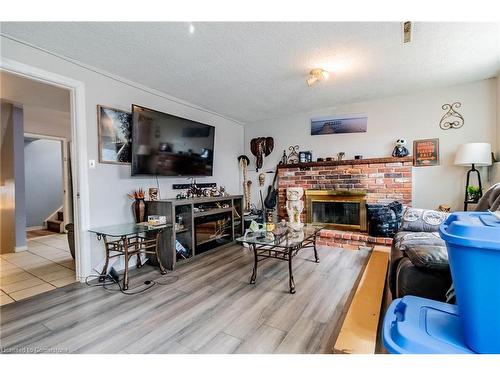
<box><xmin>131</xmin><ymin>105</ymin><xmax>215</xmax><ymax>176</ymax></box>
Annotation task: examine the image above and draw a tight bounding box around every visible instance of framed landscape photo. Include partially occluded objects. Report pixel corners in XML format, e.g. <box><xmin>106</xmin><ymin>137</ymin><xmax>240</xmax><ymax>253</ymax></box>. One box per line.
<box><xmin>311</xmin><ymin>114</ymin><xmax>367</xmax><ymax>135</ymax></box>
<box><xmin>97</xmin><ymin>105</ymin><xmax>132</xmax><ymax>164</ymax></box>
<box><xmin>413</xmin><ymin>138</ymin><xmax>440</xmax><ymax>167</ymax></box>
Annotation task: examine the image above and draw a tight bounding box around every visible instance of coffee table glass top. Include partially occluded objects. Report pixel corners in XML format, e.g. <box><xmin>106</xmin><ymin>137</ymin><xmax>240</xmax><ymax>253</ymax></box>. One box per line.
<box><xmin>88</xmin><ymin>223</ymin><xmax>172</xmax><ymax>237</ymax></box>
<box><xmin>236</xmin><ymin>223</ymin><xmax>324</xmax><ymax>248</ymax></box>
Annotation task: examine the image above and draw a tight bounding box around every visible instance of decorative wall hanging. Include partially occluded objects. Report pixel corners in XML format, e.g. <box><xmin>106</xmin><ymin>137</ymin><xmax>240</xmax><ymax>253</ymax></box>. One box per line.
<box><xmin>250</xmin><ymin>137</ymin><xmax>274</xmax><ymax>171</ymax></box>
<box><xmin>413</xmin><ymin>138</ymin><xmax>440</xmax><ymax>167</ymax></box>
<box><xmin>439</xmin><ymin>102</ymin><xmax>464</xmax><ymax>130</ymax></box>
<box><xmin>238</xmin><ymin>155</ymin><xmax>251</xmax><ymax>212</ymax></box>
<box><xmin>97</xmin><ymin>105</ymin><xmax>132</xmax><ymax>164</ymax></box>
<box><xmin>311</xmin><ymin>114</ymin><xmax>367</xmax><ymax>135</ymax></box>
<box><xmin>287</xmin><ymin>145</ymin><xmax>300</xmax><ymax>164</ymax></box>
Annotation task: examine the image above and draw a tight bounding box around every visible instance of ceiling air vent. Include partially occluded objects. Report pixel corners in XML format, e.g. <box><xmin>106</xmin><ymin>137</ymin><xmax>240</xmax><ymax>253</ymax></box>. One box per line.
<box><xmin>403</xmin><ymin>21</ymin><xmax>412</xmax><ymax>43</ymax></box>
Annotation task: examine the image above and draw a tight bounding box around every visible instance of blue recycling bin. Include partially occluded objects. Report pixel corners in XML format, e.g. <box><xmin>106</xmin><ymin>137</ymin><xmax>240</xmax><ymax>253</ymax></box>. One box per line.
<box><xmin>383</xmin><ymin>296</ymin><xmax>474</xmax><ymax>354</ymax></box>
<box><xmin>439</xmin><ymin>212</ymin><xmax>500</xmax><ymax>354</ymax></box>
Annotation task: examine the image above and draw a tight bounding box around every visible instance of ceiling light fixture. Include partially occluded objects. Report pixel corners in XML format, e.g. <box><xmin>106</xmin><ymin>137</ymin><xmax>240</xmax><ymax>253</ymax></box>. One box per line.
<box><xmin>306</xmin><ymin>68</ymin><xmax>330</xmax><ymax>87</ymax></box>
<box><xmin>189</xmin><ymin>23</ymin><xmax>195</xmax><ymax>34</ymax></box>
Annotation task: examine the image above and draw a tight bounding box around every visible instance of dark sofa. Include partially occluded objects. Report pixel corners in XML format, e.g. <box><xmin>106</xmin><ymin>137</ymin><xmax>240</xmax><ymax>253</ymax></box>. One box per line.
<box><xmin>389</xmin><ymin>183</ymin><xmax>500</xmax><ymax>302</ymax></box>
<box><xmin>389</xmin><ymin>230</ymin><xmax>452</xmax><ymax>301</ymax></box>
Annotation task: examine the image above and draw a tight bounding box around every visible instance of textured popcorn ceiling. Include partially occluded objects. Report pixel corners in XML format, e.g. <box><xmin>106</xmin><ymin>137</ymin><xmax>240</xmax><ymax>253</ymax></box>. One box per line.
<box><xmin>2</xmin><ymin>22</ymin><xmax>499</xmax><ymax>123</ymax></box>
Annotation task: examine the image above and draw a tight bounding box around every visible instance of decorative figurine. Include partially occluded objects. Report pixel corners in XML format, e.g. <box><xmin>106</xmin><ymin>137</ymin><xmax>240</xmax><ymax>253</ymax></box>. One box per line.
<box><xmin>148</xmin><ymin>188</ymin><xmax>159</xmax><ymax>201</ymax></box>
<box><xmin>258</xmin><ymin>172</ymin><xmax>266</xmax><ymax>187</ymax></box>
<box><xmin>438</xmin><ymin>204</ymin><xmax>451</xmax><ymax>213</ymax></box>
<box><xmin>337</xmin><ymin>152</ymin><xmax>345</xmax><ymax>161</ymax></box>
<box><xmin>286</xmin><ymin>187</ymin><xmax>304</xmax><ymax>230</ymax></box>
<box><xmin>280</xmin><ymin>150</ymin><xmax>288</xmax><ymax>165</ymax></box>
<box><xmin>392</xmin><ymin>138</ymin><xmax>410</xmax><ymax>157</ymax></box>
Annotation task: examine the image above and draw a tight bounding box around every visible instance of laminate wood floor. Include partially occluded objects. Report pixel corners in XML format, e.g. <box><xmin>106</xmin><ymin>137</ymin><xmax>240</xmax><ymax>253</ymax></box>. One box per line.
<box><xmin>0</xmin><ymin>244</ymin><xmax>371</xmax><ymax>354</ymax></box>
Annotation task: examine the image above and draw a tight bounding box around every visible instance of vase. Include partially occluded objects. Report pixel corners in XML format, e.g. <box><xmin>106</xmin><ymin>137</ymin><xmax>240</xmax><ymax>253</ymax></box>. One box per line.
<box><xmin>132</xmin><ymin>199</ymin><xmax>146</xmax><ymax>223</ymax></box>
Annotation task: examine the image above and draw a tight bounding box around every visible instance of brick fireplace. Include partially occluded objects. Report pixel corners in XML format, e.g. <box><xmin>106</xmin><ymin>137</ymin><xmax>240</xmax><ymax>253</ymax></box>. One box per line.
<box><xmin>278</xmin><ymin>156</ymin><xmax>413</xmax><ymax>249</ymax></box>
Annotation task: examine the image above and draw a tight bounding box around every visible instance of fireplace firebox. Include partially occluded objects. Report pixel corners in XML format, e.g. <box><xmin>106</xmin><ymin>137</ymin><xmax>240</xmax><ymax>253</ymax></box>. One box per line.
<box><xmin>305</xmin><ymin>190</ymin><xmax>367</xmax><ymax>231</ymax></box>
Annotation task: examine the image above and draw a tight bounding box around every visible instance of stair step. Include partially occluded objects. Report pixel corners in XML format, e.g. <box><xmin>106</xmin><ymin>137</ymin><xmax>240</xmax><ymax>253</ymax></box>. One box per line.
<box><xmin>57</xmin><ymin>211</ymin><xmax>64</xmax><ymax>221</ymax></box>
<box><xmin>47</xmin><ymin>220</ymin><xmax>63</xmax><ymax>233</ymax></box>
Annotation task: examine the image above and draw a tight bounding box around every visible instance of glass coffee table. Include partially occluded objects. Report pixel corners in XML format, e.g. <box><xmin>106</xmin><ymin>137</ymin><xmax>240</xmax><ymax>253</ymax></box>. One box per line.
<box><xmin>89</xmin><ymin>223</ymin><xmax>172</xmax><ymax>290</ymax></box>
<box><xmin>236</xmin><ymin>223</ymin><xmax>324</xmax><ymax>294</ymax></box>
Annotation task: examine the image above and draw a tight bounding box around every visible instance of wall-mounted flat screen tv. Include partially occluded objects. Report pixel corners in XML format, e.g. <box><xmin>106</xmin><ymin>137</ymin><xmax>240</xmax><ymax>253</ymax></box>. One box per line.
<box><xmin>131</xmin><ymin>105</ymin><xmax>215</xmax><ymax>176</ymax></box>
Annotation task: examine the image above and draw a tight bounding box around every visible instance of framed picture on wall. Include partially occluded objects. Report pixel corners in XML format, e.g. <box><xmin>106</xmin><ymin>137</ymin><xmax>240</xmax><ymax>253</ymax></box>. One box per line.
<box><xmin>413</xmin><ymin>138</ymin><xmax>440</xmax><ymax>167</ymax></box>
<box><xmin>97</xmin><ymin>105</ymin><xmax>132</xmax><ymax>164</ymax></box>
<box><xmin>310</xmin><ymin>114</ymin><xmax>367</xmax><ymax>135</ymax></box>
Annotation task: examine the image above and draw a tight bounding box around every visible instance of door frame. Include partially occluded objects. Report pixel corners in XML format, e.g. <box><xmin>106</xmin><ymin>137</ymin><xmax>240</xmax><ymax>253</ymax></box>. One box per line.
<box><xmin>24</xmin><ymin>132</ymin><xmax>70</xmax><ymax>230</ymax></box>
<box><xmin>1</xmin><ymin>57</ymin><xmax>91</xmax><ymax>281</ymax></box>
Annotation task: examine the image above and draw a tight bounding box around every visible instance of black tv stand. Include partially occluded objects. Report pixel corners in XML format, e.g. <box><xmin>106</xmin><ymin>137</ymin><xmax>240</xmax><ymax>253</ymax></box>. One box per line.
<box><xmin>145</xmin><ymin>195</ymin><xmax>243</xmax><ymax>270</ymax></box>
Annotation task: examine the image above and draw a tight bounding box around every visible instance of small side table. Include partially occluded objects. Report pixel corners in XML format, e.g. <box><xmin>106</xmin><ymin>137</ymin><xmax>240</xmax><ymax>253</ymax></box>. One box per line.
<box><xmin>89</xmin><ymin>223</ymin><xmax>172</xmax><ymax>290</ymax></box>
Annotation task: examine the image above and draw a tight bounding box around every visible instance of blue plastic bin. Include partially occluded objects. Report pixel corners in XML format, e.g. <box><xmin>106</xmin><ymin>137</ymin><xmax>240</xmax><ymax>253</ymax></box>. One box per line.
<box><xmin>383</xmin><ymin>296</ymin><xmax>474</xmax><ymax>354</ymax></box>
<box><xmin>439</xmin><ymin>212</ymin><xmax>500</xmax><ymax>354</ymax></box>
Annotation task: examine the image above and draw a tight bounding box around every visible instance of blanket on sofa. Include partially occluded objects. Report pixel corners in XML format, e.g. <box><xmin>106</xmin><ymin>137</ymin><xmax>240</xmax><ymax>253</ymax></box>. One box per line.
<box><xmin>476</xmin><ymin>182</ymin><xmax>500</xmax><ymax>211</ymax></box>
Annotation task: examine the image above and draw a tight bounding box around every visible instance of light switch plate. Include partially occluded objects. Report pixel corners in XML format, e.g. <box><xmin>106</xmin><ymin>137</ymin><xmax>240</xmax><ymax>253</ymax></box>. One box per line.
<box><xmin>89</xmin><ymin>159</ymin><xmax>96</xmax><ymax>169</ymax></box>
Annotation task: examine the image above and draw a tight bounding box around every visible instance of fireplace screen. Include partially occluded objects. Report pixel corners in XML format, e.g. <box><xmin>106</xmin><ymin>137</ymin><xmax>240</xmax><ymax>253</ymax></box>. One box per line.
<box><xmin>312</xmin><ymin>201</ymin><xmax>360</xmax><ymax>226</ymax></box>
<box><xmin>305</xmin><ymin>190</ymin><xmax>367</xmax><ymax>231</ymax></box>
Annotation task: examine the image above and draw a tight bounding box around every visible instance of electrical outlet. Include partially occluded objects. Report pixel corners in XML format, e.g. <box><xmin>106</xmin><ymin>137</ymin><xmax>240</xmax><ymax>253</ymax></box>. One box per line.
<box><xmin>89</xmin><ymin>159</ymin><xmax>96</xmax><ymax>169</ymax></box>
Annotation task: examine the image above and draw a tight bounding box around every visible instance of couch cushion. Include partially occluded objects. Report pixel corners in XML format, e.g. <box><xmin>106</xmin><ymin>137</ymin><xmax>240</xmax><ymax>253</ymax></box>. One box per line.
<box><xmin>400</xmin><ymin>208</ymin><xmax>449</xmax><ymax>232</ymax></box>
<box><xmin>393</xmin><ymin>231</ymin><xmax>445</xmax><ymax>252</ymax></box>
<box><xmin>395</xmin><ymin>257</ymin><xmax>451</xmax><ymax>301</ymax></box>
<box><xmin>405</xmin><ymin>244</ymin><xmax>449</xmax><ymax>270</ymax></box>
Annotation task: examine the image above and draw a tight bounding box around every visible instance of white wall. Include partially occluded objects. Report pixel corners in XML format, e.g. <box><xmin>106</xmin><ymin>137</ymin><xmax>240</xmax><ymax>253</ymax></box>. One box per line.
<box><xmin>1</xmin><ymin>36</ymin><xmax>244</xmax><ymax>271</ymax></box>
<box><xmin>245</xmin><ymin>79</ymin><xmax>498</xmax><ymax>211</ymax></box>
<box><xmin>24</xmin><ymin>138</ymin><xmax>64</xmax><ymax>227</ymax></box>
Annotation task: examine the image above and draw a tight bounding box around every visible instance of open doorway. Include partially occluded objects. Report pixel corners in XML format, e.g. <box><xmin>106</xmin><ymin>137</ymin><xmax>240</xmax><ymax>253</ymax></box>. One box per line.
<box><xmin>1</xmin><ymin>71</ymin><xmax>77</xmax><ymax>305</ymax></box>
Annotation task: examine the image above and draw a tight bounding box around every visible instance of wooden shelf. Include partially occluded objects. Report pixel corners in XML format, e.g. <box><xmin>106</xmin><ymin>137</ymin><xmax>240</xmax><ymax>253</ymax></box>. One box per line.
<box><xmin>193</xmin><ymin>207</ymin><xmax>233</xmax><ymax>218</ymax></box>
<box><xmin>278</xmin><ymin>156</ymin><xmax>413</xmax><ymax>169</ymax></box>
<box><xmin>175</xmin><ymin>228</ymin><xmax>191</xmax><ymax>234</ymax></box>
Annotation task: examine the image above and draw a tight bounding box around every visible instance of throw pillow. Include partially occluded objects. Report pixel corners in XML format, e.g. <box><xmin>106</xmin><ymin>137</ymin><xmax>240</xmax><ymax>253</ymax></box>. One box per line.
<box><xmin>405</xmin><ymin>244</ymin><xmax>449</xmax><ymax>270</ymax></box>
<box><xmin>399</xmin><ymin>208</ymin><xmax>449</xmax><ymax>232</ymax></box>
<box><xmin>366</xmin><ymin>201</ymin><xmax>404</xmax><ymax>237</ymax></box>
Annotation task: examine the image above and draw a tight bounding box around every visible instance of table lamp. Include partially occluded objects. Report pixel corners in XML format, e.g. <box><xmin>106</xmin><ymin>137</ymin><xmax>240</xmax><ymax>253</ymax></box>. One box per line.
<box><xmin>454</xmin><ymin>143</ymin><xmax>492</xmax><ymax>210</ymax></box>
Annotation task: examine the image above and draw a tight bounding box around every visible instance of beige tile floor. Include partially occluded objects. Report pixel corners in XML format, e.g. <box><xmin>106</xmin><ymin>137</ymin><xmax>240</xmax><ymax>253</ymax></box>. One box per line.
<box><xmin>0</xmin><ymin>233</ymin><xmax>76</xmax><ymax>306</ymax></box>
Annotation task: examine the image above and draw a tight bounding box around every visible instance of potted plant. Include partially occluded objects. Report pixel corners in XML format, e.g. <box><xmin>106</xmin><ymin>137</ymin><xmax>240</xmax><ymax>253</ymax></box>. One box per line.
<box><xmin>128</xmin><ymin>188</ymin><xmax>146</xmax><ymax>223</ymax></box>
<box><xmin>466</xmin><ymin>186</ymin><xmax>481</xmax><ymax>202</ymax></box>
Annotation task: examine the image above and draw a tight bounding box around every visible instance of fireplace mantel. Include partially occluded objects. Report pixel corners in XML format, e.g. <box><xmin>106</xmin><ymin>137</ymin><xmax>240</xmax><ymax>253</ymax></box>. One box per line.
<box><xmin>278</xmin><ymin>156</ymin><xmax>412</xmax><ymax>169</ymax></box>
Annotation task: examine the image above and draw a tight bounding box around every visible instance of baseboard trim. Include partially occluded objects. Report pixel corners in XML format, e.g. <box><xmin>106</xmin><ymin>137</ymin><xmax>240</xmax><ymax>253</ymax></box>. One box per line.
<box><xmin>15</xmin><ymin>245</ymin><xmax>28</xmax><ymax>252</ymax></box>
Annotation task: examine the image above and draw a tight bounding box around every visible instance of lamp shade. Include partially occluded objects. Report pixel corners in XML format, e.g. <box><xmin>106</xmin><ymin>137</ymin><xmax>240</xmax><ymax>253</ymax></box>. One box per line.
<box><xmin>454</xmin><ymin>143</ymin><xmax>492</xmax><ymax>166</ymax></box>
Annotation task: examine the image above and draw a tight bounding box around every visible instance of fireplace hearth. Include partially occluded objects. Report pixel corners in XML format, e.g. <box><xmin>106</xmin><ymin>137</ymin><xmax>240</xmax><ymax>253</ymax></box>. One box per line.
<box><xmin>305</xmin><ymin>190</ymin><xmax>367</xmax><ymax>231</ymax></box>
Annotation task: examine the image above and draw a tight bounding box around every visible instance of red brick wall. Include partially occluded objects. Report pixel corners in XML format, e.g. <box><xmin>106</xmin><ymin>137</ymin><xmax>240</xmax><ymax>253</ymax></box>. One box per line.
<box><xmin>277</xmin><ymin>157</ymin><xmax>413</xmax><ymax>220</ymax></box>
